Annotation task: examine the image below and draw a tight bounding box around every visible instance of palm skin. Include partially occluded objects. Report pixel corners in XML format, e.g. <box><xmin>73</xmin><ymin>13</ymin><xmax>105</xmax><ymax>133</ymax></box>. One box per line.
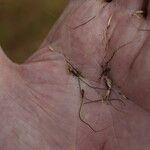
<box><xmin>0</xmin><ymin>0</ymin><xmax>150</xmax><ymax>149</ymax></box>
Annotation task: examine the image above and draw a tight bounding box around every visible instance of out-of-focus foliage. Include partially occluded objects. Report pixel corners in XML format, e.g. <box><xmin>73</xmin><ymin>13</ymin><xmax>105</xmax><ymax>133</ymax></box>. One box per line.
<box><xmin>0</xmin><ymin>0</ymin><xmax>68</xmax><ymax>63</ymax></box>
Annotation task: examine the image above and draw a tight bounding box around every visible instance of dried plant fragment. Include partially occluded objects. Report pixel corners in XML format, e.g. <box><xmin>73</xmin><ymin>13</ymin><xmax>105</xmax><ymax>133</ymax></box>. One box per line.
<box><xmin>132</xmin><ymin>10</ymin><xmax>144</xmax><ymax>19</ymax></box>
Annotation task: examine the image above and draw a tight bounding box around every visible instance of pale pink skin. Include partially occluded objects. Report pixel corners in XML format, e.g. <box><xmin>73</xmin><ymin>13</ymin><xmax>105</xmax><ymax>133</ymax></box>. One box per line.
<box><xmin>0</xmin><ymin>0</ymin><xmax>150</xmax><ymax>149</ymax></box>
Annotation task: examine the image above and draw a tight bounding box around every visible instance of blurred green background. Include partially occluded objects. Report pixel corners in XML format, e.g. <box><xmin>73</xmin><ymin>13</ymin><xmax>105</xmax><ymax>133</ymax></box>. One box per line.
<box><xmin>0</xmin><ymin>0</ymin><xmax>68</xmax><ymax>63</ymax></box>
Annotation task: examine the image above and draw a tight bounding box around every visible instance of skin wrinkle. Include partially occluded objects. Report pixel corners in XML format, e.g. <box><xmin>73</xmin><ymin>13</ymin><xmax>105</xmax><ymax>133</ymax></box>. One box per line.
<box><xmin>129</xmin><ymin>39</ymin><xmax>146</xmax><ymax>70</ymax></box>
<box><xmin>26</xmin><ymin>86</ymin><xmax>75</xmax><ymax>149</ymax></box>
<box><xmin>27</xmin><ymin>85</ymin><xmax>65</xmax><ymax>125</ymax></box>
<box><xmin>122</xmin><ymin>14</ymin><xmax>150</xmax><ymax>71</ymax></box>
<box><xmin>77</xmin><ymin>108</ymin><xmax>110</xmax><ymax>149</ymax></box>
<box><xmin>100</xmin><ymin>140</ymin><xmax>107</xmax><ymax>150</ymax></box>
<box><xmin>6</xmin><ymin>88</ymin><xmax>42</xmax><ymax>126</ymax></box>
<box><xmin>106</xmin><ymin>105</ymin><xmax>120</xmax><ymax>150</ymax></box>
<box><xmin>130</xmin><ymin>17</ymin><xmax>146</xmax><ymax>31</ymax></box>
<box><xmin>0</xmin><ymin>91</ymin><xmax>50</xmax><ymax>149</ymax></box>
<box><xmin>19</xmin><ymin>70</ymin><xmax>67</xmax><ymax>125</ymax></box>
<box><xmin>12</xmin><ymin>129</ymin><xmax>34</xmax><ymax>150</ymax></box>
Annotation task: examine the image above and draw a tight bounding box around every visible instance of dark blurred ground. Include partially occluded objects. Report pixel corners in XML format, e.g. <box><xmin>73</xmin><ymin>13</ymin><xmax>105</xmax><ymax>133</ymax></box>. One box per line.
<box><xmin>0</xmin><ymin>0</ymin><xmax>68</xmax><ymax>63</ymax></box>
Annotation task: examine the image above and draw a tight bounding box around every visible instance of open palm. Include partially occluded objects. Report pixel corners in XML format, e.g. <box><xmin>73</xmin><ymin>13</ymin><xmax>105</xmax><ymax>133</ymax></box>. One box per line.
<box><xmin>0</xmin><ymin>0</ymin><xmax>150</xmax><ymax>149</ymax></box>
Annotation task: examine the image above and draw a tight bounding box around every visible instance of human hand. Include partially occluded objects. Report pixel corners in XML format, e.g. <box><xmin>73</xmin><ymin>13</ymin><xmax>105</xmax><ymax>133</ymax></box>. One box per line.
<box><xmin>0</xmin><ymin>0</ymin><xmax>150</xmax><ymax>149</ymax></box>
